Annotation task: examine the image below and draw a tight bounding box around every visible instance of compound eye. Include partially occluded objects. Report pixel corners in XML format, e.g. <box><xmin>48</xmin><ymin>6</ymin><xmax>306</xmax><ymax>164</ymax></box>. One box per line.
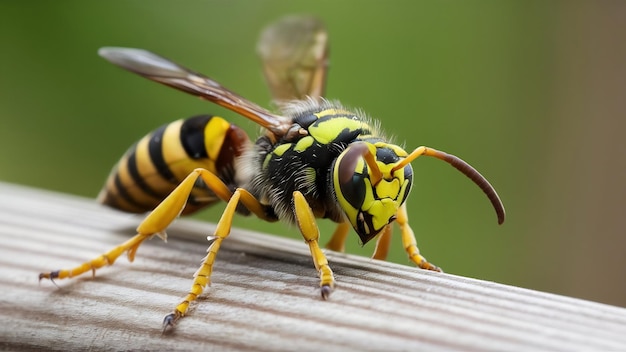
<box><xmin>335</xmin><ymin>144</ymin><xmax>368</xmax><ymax>210</ymax></box>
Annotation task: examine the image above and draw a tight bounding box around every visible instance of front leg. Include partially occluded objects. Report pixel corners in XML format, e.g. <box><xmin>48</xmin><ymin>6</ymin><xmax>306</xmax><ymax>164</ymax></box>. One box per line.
<box><xmin>371</xmin><ymin>224</ymin><xmax>393</xmax><ymax>260</ymax></box>
<box><xmin>396</xmin><ymin>203</ymin><xmax>442</xmax><ymax>272</ymax></box>
<box><xmin>292</xmin><ymin>191</ymin><xmax>335</xmax><ymax>299</ymax></box>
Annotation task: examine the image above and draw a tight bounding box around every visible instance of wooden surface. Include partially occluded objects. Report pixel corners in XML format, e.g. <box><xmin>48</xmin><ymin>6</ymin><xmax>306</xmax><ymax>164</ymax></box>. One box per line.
<box><xmin>1</xmin><ymin>182</ymin><xmax>626</xmax><ymax>351</ymax></box>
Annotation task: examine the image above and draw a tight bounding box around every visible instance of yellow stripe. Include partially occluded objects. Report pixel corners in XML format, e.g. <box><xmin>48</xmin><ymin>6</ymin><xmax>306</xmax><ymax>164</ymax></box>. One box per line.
<box><xmin>101</xmin><ymin>172</ymin><xmax>145</xmax><ymax>213</ymax></box>
<box><xmin>135</xmin><ymin>134</ymin><xmax>173</xmax><ymax>195</ymax></box>
<box><xmin>204</xmin><ymin>116</ymin><xmax>230</xmax><ymax>161</ymax></box>
<box><xmin>272</xmin><ymin>143</ymin><xmax>292</xmax><ymax>157</ymax></box>
<box><xmin>309</xmin><ymin>118</ymin><xmax>370</xmax><ymax>145</ymax></box>
<box><xmin>117</xmin><ymin>153</ymin><xmax>161</xmax><ymax>207</ymax></box>
<box><xmin>294</xmin><ymin>136</ymin><xmax>314</xmax><ymax>152</ymax></box>
<box><xmin>262</xmin><ymin>153</ymin><xmax>272</xmax><ymax>169</ymax></box>
<box><xmin>161</xmin><ymin>120</ymin><xmax>216</xmax><ymax>180</ymax></box>
<box><xmin>161</xmin><ymin>120</ymin><xmax>188</xmax><ymax>181</ymax></box>
<box><xmin>161</xmin><ymin>120</ymin><xmax>218</xmax><ymax>201</ymax></box>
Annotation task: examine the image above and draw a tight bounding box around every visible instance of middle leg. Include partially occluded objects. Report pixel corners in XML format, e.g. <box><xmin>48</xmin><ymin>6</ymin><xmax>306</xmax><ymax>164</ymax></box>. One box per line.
<box><xmin>293</xmin><ymin>191</ymin><xmax>335</xmax><ymax>299</ymax></box>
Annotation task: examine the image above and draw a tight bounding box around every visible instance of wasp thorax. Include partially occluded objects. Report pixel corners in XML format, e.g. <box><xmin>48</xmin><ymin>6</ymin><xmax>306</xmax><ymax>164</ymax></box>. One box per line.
<box><xmin>333</xmin><ymin>142</ymin><xmax>414</xmax><ymax>244</ymax></box>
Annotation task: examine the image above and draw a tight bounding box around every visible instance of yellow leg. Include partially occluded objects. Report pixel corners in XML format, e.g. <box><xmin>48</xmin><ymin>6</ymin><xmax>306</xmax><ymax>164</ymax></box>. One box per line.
<box><xmin>397</xmin><ymin>203</ymin><xmax>442</xmax><ymax>272</ymax></box>
<box><xmin>38</xmin><ymin>234</ymin><xmax>149</xmax><ymax>280</ymax></box>
<box><xmin>39</xmin><ymin>169</ymin><xmax>209</xmax><ymax>281</ymax></box>
<box><xmin>39</xmin><ymin>168</ymin><xmax>274</xmax><ymax>282</ymax></box>
<box><xmin>371</xmin><ymin>224</ymin><xmax>393</xmax><ymax>260</ymax></box>
<box><xmin>293</xmin><ymin>191</ymin><xmax>335</xmax><ymax>299</ymax></box>
<box><xmin>325</xmin><ymin>221</ymin><xmax>351</xmax><ymax>252</ymax></box>
<box><xmin>162</xmin><ymin>190</ymin><xmax>241</xmax><ymax>331</ymax></box>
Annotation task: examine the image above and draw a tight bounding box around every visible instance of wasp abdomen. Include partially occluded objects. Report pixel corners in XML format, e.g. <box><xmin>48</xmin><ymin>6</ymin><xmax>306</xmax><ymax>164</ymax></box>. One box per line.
<box><xmin>98</xmin><ymin>115</ymin><xmax>249</xmax><ymax>215</ymax></box>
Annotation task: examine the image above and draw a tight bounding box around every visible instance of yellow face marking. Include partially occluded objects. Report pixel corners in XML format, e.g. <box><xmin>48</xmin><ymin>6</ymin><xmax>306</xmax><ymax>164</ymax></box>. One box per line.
<box><xmin>361</xmin><ymin>178</ymin><xmax>399</xmax><ymax>231</ymax></box>
<box><xmin>333</xmin><ymin>142</ymin><xmax>413</xmax><ymax>235</ymax></box>
<box><xmin>377</xmin><ymin>160</ymin><xmax>395</xmax><ymax>175</ymax></box>
<box><xmin>368</xmin><ymin>199</ymin><xmax>398</xmax><ymax>231</ymax></box>
<box><xmin>375</xmin><ymin>179</ymin><xmax>401</xmax><ymax>199</ymax></box>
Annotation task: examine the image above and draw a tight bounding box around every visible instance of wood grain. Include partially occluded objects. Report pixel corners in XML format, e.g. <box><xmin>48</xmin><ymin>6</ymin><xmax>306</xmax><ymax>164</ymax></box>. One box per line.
<box><xmin>1</xmin><ymin>182</ymin><xmax>625</xmax><ymax>351</ymax></box>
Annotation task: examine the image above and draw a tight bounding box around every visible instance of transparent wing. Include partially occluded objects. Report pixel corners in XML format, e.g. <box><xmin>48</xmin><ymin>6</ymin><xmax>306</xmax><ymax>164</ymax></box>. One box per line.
<box><xmin>98</xmin><ymin>47</ymin><xmax>291</xmax><ymax>136</ymax></box>
<box><xmin>257</xmin><ymin>15</ymin><xmax>329</xmax><ymax>102</ymax></box>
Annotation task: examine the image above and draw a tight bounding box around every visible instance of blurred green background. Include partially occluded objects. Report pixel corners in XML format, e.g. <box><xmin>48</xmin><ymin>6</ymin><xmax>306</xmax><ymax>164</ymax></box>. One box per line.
<box><xmin>1</xmin><ymin>1</ymin><xmax>625</xmax><ymax>307</ymax></box>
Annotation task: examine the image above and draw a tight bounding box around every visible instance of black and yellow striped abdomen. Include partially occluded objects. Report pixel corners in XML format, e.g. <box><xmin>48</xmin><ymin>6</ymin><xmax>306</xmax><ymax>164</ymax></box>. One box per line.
<box><xmin>98</xmin><ymin>114</ymin><xmax>249</xmax><ymax>215</ymax></box>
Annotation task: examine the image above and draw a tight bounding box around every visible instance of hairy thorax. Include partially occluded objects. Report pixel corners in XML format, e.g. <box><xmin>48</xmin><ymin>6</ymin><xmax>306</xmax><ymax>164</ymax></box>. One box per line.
<box><xmin>238</xmin><ymin>99</ymin><xmax>382</xmax><ymax>224</ymax></box>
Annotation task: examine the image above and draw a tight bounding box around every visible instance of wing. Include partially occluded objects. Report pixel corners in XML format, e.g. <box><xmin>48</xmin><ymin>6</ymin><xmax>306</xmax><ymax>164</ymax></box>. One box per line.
<box><xmin>257</xmin><ymin>15</ymin><xmax>329</xmax><ymax>102</ymax></box>
<box><xmin>98</xmin><ymin>47</ymin><xmax>292</xmax><ymax>137</ymax></box>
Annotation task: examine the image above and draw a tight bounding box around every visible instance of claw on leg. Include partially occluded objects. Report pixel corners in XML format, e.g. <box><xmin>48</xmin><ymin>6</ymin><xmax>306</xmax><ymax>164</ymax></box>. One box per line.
<box><xmin>162</xmin><ymin>312</ymin><xmax>180</xmax><ymax>333</ymax></box>
<box><xmin>162</xmin><ymin>191</ymin><xmax>241</xmax><ymax>331</ymax></box>
<box><xmin>293</xmin><ymin>191</ymin><xmax>336</xmax><ymax>297</ymax></box>
<box><xmin>38</xmin><ymin>233</ymin><xmax>152</xmax><ymax>282</ymax></box>
<box><xmin>38</xmin><ymin>168</ymin><xmax>237</xmax><ymax>284</ymax></box>
<box><xmin>397</xmin><ymin>203</ymin><xmax>442</xmax><ymax>273</ymax></box>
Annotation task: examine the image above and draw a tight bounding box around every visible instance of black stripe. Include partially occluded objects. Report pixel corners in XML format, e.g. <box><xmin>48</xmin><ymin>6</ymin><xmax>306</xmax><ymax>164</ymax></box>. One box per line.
<box><xmin>317</xmin><ymin>112</ymin><xmax>358</xmax><ymax>121</ymax></box>
<box><xmin>148</xmin><ymin>124</ymin><xmax>177</xmax><ymax>183</ymax></box>
<box><xmin>180</xmin><ymin>115</ymin><xmax>213</xmax><ymax>159</ymax></box>
<box><xmin>294</xmin><ymin>112</ymin><xmax>319</xmax><ymax>129</ymax></box>
<box><xmin>127</xmin><ymin>148</ymin><xmax>166</xmax><ymax>199</ymax></box>
<box><xmin>113</xmin><ymin>173</ymin><xmax>147</xmax><ymax>210</ymax></box>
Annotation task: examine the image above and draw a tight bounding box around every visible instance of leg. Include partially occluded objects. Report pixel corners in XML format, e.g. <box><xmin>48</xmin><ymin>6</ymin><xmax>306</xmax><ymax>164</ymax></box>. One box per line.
<box><xmin>396</xmin><ymin>203</ymin><xmax>442</xmax><ymax>272</ymax></box>
<box><xmin>371</xmin><ymin>224</ymin><xmax>393</xmax><ymax>260</ymax></box>
<box><xmin>293</xmin><ymin>191</ymin><xmax>335</xmax><ymax>299</ymax></box>
<box><xmin>326</xmin><ymin>220</ymin><xmax>392</xmax><ymax>261</ymax></box>
<box><xmin>162</xmin><ymin>190</ymin><xmax>242</xmax><ymax>331</ymax></box>
<box><xmin>325</xmin><ymin>221</ymin><xmax>351</xmax><ymax>252</ymax></box>
<box><xmin>39</xmin><ymin>168</ymin><xmax>245</xmax><ymax>282</ymax></box>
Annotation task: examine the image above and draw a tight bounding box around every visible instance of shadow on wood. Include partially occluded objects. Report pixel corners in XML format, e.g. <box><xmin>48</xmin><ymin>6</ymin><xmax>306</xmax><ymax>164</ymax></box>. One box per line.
<box><xmin>1</xmin><ymin>182</ymin><xmax>625</xmax><ymax>351</ymax></box>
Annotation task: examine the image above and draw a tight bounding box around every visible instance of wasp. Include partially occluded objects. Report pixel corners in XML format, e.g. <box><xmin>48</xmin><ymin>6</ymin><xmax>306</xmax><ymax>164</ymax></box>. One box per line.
<box><xmin>40</xmin><ymin>15</ymin><xmax>505</xmax><ymax>331</ymax></box>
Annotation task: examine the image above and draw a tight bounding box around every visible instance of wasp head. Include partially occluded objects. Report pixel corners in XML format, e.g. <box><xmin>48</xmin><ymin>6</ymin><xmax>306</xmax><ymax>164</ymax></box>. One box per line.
<box><xmin>332</xmin><ymin>142</ymin><xmax>413</xmax><ymax>244</ymax></box>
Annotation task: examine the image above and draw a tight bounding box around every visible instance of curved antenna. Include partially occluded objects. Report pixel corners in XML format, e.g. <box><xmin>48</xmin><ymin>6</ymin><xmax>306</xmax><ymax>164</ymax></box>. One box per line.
<box><xmin>338</xmin><ymin>143</ymin><xmax>383</xmax><ymax>186</ymax></box>
<box><xmin>392</xmin><ymin>146</ymin><xmax>505</xmax><ymax>225</ymax></box>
